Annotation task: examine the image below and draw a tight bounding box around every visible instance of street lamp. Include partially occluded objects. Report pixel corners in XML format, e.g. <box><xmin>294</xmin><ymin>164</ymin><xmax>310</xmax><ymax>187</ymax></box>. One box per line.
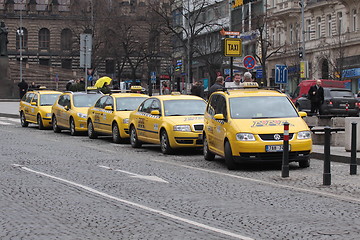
<box><xmin>17</xmin><ymin>2</ymin><xmax>24</xmax><ymax>83</ymax></box>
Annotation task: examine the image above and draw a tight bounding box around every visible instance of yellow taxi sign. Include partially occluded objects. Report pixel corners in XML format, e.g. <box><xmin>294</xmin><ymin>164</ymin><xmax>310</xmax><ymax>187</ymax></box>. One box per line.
<box><xmin>243</xmin><ymin>82</ymin><xmax>259</xmax><ymax>88</ymax></box>
<box><xmin>231</xmin><ymin>0</ymin><xmax>243</xmax><ymax>8</ymax></box>
<box><xmin>171</xmin><ymin>92</ymin><xmax>181</xmax><ymax>95</ymax></box>
<box><xmin>130</xmin><ymin>86</ymin><xmax>143</xmax><ymax>92</ymax></box>
<box><xmin>87</xmin><ymin>86</ymin><xmax>97</xmax><ymax>90</ymax></box>
<box><xmin>223</xmin><ymin>38</ymin><xmax>242</xmax><ymax>57</ymax></box>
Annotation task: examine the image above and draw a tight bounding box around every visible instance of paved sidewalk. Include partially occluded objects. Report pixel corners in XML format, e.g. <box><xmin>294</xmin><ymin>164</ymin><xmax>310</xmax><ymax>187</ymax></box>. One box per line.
<box><xmin>0</xmin><ymin>100</ymin><xmax>357</xmax><ymax>164</ymax></box>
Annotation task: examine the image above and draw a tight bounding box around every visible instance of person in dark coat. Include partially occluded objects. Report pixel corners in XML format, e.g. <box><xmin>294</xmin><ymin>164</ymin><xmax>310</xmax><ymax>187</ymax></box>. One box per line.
<box><xmin>191</xmin><ymin>80</ymin><xmax>204</xmax><ymax>98</ymax></box>
<box><xmin>208</xmin><ymin>76</ymin><xmax>224</xmax><ymax>98</ymax></box>
<box><xmin>17</xmin><ymin>80</ymin><xmax>28</xmax><ymax>99</ymax></box>
<box><xmin>308</xmin><ymin>79</ymin><xmax>324</xmax><ymax>115</ymax></box>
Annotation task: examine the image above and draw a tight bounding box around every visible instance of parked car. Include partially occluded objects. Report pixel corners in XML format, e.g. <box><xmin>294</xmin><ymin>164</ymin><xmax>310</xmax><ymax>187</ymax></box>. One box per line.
<box><xmin>295</xmin><ymin>88</ymin><xmax>359</xmax><ymax>116</ymax></box>
<box><xmin>203</xmin><ymin>82</ymin><xmax>312</xmax><ymax>170</ymax></box>
<box><xmin>19</xmin><ymin>88</ymin><xmax>62</xmax><ymax>129</ymax></box>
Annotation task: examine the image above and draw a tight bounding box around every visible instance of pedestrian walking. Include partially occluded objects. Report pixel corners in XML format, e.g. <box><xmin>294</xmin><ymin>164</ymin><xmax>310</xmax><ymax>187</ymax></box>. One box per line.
<box><xmin>308</xmin><ymin>79</ymin><xmax>324</xmax><ymax>115</ymax></box>
<box><xmin>17</xmin><ymin>80</ymin><xmax>28</xmax><ymax>99</ymax></box>
<box><xmin>225</xmin><ymin>73</ymin><xmax>242</xmax><ymax>88</ymax></box>
<box><xmin>191</xmin><ymin>80</ymin><xmax>204</xmax><ymax>98</ymax></box>
<box><xmin>28</xmin><ymin>81</ymin><xmax>38</xmax><ymax>90</ymax></box>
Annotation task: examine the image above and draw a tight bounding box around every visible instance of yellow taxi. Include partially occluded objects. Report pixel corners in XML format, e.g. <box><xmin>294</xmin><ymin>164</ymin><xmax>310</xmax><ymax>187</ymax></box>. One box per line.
<box><xmin>128</xmin><ymin>93</ymin><xmax>207</xmax><ymax>154</ymax></box>
<box><xmin>87</xmin><ymin>91</ymin><xmax>149</xmax><ymax>143</ymax></box>
<box><xmin>51</xmin><ymin>91</ymin><xmax>102</xmax><ymax>135</ymax></box>
<box><xmin>19</xmin><ymin>88</ymin><xmax>62</xmax><ymax>129</ymax></box>
<box><xmin>203</xmin><ymin>82</ymin><xmax>312</xmax><ymax>170</ymax></box>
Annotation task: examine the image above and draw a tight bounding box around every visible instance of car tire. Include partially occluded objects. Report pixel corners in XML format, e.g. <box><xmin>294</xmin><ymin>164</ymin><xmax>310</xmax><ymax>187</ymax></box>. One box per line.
<box><xmin>70</xmin><ymin>118</ymin><xmax>77</xmax><ymax>136</ymax></box>
<box><xmin>20</xmin><ymin>111</ymin><xmax>28</xmax><ymax>127</ymax></box>
<box><xmin>299</xmin><ymin>158</ymin><xmax>310</xmax><ymax>168</ymax></box>
<box><xmin>37</xmin><ymin>114</ymin><xmax>44</xmax><ymax>130</ymax></box>
<box><xmin>160</xmin><ymin>130</ymin><xmax>173</xmax><ymax>154</ymax></box>
<box><xmin>224</xmin><ymin>141</ymin><xmax>237</xmax><ymax>170</ymax></box>
<box><xmin>203</xmin><ymin>134</ymin><xmax>215</xmax><ymax>161</ymax></box>
<box><xmin>87</xmin><ymin>120</ymin><xmax>97</xmax><ymax>139</ymax></box>
<box><xmin>112</xmin><ymin>122</ymin><xmax>123</xmax><ymax>144</ymax></box>
<box><xmin>130</xmin><ymin>126</ymin><xmax>142</xmax><ymax>148</ymax></box>
<box><xmin>52</xmin><ymin>115</ymin><xmax>61</xmax><ymax>133</ymax></box>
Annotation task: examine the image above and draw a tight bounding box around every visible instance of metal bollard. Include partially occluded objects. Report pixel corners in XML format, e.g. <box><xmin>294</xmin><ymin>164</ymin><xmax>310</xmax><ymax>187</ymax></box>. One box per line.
<box><xmin>350</xmin><ymin>122</ymin><xmax>357</xmax><ymax>175</ymax></box>
<box><xmin>323</xmin><ymin>127</ymin><xmax>331</xmax><ymax>185</ymax></box>
<box><xmin>282</xmin><ymin>122</ymin><xmax>290</xmax><ymax>178</ymax></box>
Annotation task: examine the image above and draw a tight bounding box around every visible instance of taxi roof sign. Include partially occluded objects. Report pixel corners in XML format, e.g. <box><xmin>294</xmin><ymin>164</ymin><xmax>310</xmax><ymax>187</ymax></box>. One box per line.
<box><xmin>243</xmin><ymin>82</ymin><xmax>259</xmax><ymax>88</ymax></box>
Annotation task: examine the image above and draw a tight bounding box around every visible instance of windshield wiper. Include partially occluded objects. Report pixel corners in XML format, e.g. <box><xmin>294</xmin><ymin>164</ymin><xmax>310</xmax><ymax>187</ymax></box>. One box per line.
<box><xmin>167</xmin><ymin>114</ymin><xmax>183</xmax><ymax>116</ymax></box>
<box><xmin>251</xmin><ymin>116</ymin><xmax>278</xmax><ymax>119</ymax></box>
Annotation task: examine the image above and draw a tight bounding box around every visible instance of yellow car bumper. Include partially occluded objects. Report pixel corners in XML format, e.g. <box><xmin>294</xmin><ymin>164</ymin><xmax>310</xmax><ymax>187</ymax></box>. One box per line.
<box><xmin>169</xmin><ymin>131</ymin><xmax>203</xmax><ymax>148</ymax></box>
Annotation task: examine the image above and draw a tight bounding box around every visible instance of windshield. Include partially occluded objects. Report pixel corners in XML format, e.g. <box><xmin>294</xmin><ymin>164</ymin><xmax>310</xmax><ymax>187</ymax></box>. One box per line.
<box><xmin>73</xmin><ymin>94</ymin><xmax>102</xmax><ymax>107</ymax></box>
<box><xmin>40</xmin><ymin>94</ymin><xmax>61</xmax><ymax>106</ymax></box>
<box><xmin>330</xmin><ymin>90</ymin><xmax>353</xmax><ymax>98</ymax></box>
<box><xmin>164</xmin><ymin>99</ymin><xmax>206</xmax><ymax>116</ymax></box>
<box><xmin>116</xmin><ymin>97</ymin><xmax>147</xmax><ymax>111</ymax></box>
<box><xmin>229</xmin><ymin>96</ymin><xmax>298</xmax><ymax>119</ymax></box>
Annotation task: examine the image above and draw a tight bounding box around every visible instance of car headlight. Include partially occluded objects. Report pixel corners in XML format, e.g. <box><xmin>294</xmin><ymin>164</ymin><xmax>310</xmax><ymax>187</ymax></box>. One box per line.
<box><xmin>173</xmin><ymin>125</ymin><xmax>191</xmax><ymax>132</ymax></box>
<box><xmin>297</xmin><ymin>131</ymin><xmax>311</xmax><ymax>139</ymax></box>
<box><xmin>46</xmin><ymin>113</ymin><xmax>52</xmax><ymax>117</ymax></box>
<box><xmin>77</xmin><ymin>113</ymin><xmax>87</xmax><ymax>119</ymax></box>
<box><xmin>236</xmin><ymin>133</ymin><xmax>255</xmax><ymax>141</ymax></box>
<box><xmin>123</xmin><ymin>118</ymin><xmax>129</xmax><ymax>124</ymax></box>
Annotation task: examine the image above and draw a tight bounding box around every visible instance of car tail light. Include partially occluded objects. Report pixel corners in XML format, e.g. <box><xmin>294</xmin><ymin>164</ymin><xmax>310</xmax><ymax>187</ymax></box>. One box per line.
<box><xmin>326</xmin><ymin>100</ymin><xmax>333</xmax><ymax>106</ymax></box>
<box><xmin>356</xmin><ymin>102</ymin><xmax>360</xmax><ymax>108</ymax></box>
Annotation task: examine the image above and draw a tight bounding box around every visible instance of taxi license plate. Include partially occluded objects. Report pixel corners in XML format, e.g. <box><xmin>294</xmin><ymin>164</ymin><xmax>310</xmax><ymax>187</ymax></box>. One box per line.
<box><xmin>339</xmin><ymin>104</ymin><xmax>346</xmax><ymax>107</ymax></box>
<box><xmin>265</xmin><ymin>145</ymin><xmax>291</xmax><ymax>152</ymax></box>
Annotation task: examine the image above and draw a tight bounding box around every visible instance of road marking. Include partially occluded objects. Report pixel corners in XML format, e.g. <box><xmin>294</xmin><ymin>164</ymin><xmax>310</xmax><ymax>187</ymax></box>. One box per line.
<box><xmin>12</xmin><ymin>164</ymin><xmax>253</xmax><ymax>240</ymax></box>
<box><xmin>152</xmin><ymin>159</ymin><xmax>360</xmax><ymax>204</ymax></box>
<box><xmin>0</xmin><ymin>120</ymin><xmax>12</xmax><ymax>125</ymax></box>
<box><xmin>98</xmin><ymin>165</ymin><xmax>169</xmax><ymax>183</ymax></box>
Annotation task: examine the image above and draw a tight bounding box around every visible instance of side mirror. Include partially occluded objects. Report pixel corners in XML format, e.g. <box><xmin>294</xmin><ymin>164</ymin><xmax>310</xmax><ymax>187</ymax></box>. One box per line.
<box><xmin>150</xmin><ymin>110</ymin><xmax>160</xmax><ymax>115</ymax></box>
<box><xmin>64</xmin><ymin>105</ymin><xmax>70</xmax><ymax>111</ymax></box>
<box><xmin>298</xmin><ymin>111</ymin><xmax>307</xmax><ymax>118</ymax></box>
<box><xmin>31</xmin><ymin>101</ymin><xmax>37</xmax><ymax>106</ymax></box>
<box><xmin>214</xmin><ymin>113</ymin><xmax>225</xmax><ymax>120</ymax></box>
<box><xmin>104</xmin><ymin>105</ymin><xmax>113</xmax><ymax>111</ymax></box>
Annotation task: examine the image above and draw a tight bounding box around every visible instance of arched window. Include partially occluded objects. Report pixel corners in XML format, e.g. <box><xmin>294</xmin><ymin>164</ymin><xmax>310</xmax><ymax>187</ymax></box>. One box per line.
<box><xmin>38</xmin><ymin>28</ymin><xmax>50</xmax><ymax>50</ymax></box>
<box><xmin>61</xmin><ymin>28</ymin><xmax>72</xmax><ymax>51</ymax></box>
<box><xmin>321</xmin><ymin>59</ymin><xmax>329</xmax><ymax>79</ymax></box>
<box><xmin>16</xmin><ymin>27</ymin><xmax>28</xmax><ymax>50</ymax></box>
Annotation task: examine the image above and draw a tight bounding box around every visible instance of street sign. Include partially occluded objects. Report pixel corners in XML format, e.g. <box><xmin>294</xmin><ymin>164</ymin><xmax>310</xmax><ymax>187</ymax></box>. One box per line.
<box><xmin>275</xmin><ymin>64</ymin><xmax>288</xmax><ymax>84</ymax></box>
<box><xmin>150</xmin><ymin>71</ymin><xmax>156</xmax><ymax>84</ymax></box>
<box><xmin>243</xmin><ymin>55</ymin><xmax>256</xmax><ymax>70</ymax></box>
<box><xmin>224</xmin><ymin>38</ymin><xmax>242</xmax><ymax>57</ymax></box>
<box><xmin>220</xmin><ymin>29</ymin><xmax>240</xmax><ymax>36</ymax></box>
<box><xmin>256</xmin><ymin>69</ymin><xmax>263</xmax><ymax>79</ymax></box>
<box><xmin>80</xmin><ymin>34</ymin><xmax>92</xmax><ymax>68</ymax></box>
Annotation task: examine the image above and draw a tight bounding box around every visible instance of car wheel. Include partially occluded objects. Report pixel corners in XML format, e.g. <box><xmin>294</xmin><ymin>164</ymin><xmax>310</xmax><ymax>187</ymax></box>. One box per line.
<box><xmin>203</xmin><ymin>134</ymin><xmax>215</xmax><ymax>161</ymax></box>
<box><xmin>130</xmin><ymin>126</ymin><xmax>142</xmax><ymax>148</ymax></box>
<box><xmin>70</xmin><ymin>118</ymin><xmax>77</xmax><ymax>136</ymax></box>
<box><xmin>299</xmin><ymin>158</ymin><xmax>310</xmax><ymax>168</ymax></box>
<box><xmin>160</xmin><ymin>130</ymin><xmax>173</xmax><ymax>154</ymax></box>
<box><xmin>37</xmin><ymin>114</ymin><xmax>44</xmax><ymax>130</ymax></box>
<box><xmin>52</xmin><ymin>115</ymin><xmax>61</xmax><ymax>133</ymax></box>
<box><xmin>112</xmin><ymin>122</ymin><xmax>123</xmax><ymax>144</ymax></box>
<box><xmin>87</xmin><ymin>120</ymin><xmax>97</xmax><ymax>139</ymax></box>
<box><xmin>224</xmin><ymin>141</ymin><xmax>237</xmax><ymax>170</ymax></box>
<box><xmin>20</xmin><ymin>111</ymin><xmax>28</xmax><ymax>127</ymax></box>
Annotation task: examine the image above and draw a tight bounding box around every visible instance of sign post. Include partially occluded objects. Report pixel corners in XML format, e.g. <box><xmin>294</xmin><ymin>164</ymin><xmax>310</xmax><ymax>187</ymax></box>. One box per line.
<box><xmin>80</xmin><ymin>34</ymin><xmax>92</xmax><ymax>92</ymax></box>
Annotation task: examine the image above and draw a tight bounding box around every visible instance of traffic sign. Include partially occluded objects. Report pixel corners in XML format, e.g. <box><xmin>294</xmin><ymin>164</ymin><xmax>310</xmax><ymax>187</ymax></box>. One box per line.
<box><xmin>243</xmin><ymin>55</ymin><xmax>256</xmax><ymax>70</ymax></box>
<box><xmin>224</xmin><ymin>38</ymin><xmax>242</xmax><ymax>57</ymax></box>
<box><xmin>275</xmin><ymin>64</ymin><xmax>288</xmax><ymax>84</ymax></box>
<box><xmin>256</xmin><ymin>69</ymin><xmax>263</xmax><ymax>79</ymax></box>
<box><xmin>150</xmin><ymin>71</ymin><xmax>156</xmax><ymax>84</ymax></box>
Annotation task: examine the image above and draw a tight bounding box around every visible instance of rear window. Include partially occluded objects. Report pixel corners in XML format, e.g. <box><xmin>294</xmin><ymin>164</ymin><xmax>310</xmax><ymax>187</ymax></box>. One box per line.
<box><xmin>330</xmin><ymin>90</ymin><xmax>353</xmax><ymax>98</ymax></box>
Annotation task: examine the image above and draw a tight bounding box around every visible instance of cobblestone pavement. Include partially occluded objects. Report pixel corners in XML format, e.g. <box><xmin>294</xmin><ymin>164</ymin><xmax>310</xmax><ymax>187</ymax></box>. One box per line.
<box><xmin>1</xmin><ymin>123</ymin><xmax>360</xmax><ymax>240</ymax></box>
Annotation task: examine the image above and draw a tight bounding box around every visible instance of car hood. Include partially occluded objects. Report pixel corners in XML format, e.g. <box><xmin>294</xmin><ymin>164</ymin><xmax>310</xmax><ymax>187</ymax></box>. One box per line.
<box><xmin>164</xmin><ymin>115</ymin><xmax>204</xmax><ymax>125</ymax></box>
<box><xmin>39</xmin><ymin>105</ymin><xmax>52</xmax><ymax>113</ymax></box>
<box><xmin>73</xmin><ymin>107</ymin><xmax>89</xmax><ymax>115</ymax></box>
<box><xmin>230</xmin><ymin>117</ymin><xmax>309</xmax><ymax>134</ymax></box>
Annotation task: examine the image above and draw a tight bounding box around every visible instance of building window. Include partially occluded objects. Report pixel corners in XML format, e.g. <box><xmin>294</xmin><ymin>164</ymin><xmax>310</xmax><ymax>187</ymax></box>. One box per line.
<box><xmin>61</xmin><ymin>28</ymin><xmax>72</xmax><ymax>51</ymax></box>
<box><xmin>16</xmin><ymin>27</ymin><xmax>28</xmax><ymax>50</ymax></box>
<box><xmin>105</xmin><ymin>59</ymin><xmax>115</xmax><ymax>75</ymax></box>
<box><xmin>316</xmin><ymin>17</ymin><xmax>321</xmax><ymax>38</ymax></box>
<box><xmin>327</xmin><ymin>14</ymin><xmax>332</xmax><ymax>37</ymax></box>
<box><xmin>39</xmin><ymin>28</ymin><xmax>50</xmax><ymax>50</ymax></box>
<box><xmin>337</xmin><ymin>12</ymin><xmax>342</xmax><ymax>34</ymax></box>
<box><xmin>352</xmin><ymin>9</ymin><xmax>357</xmax><ymax>31</ymax></box>
<box><xmin>306</xmin><ymin>19</ymin><xmax>311</xmax><ymax>40</ymax></box>
<box><xmin>271</xmin><ymin>28</ymin><xmax>275</xmax><ymax>46</ymax></box>
<box><xmin>277</xmin><ymin>27</ymin><xmax>281</xmax><ymax>45</ymax></box>
<box><xmin>61</xmin><ymin>59</ymin><xmax>72</xmax><ymax>69</ymax></box>
<box><xmin>39</xmin><ymin>59</ymin><xmax>50</xmax><ymax>66</ymax></box>
<box><xmin>289</xmin><ymin>24</ymin><xmax>293</xmax><ymax>44</ymax></box>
